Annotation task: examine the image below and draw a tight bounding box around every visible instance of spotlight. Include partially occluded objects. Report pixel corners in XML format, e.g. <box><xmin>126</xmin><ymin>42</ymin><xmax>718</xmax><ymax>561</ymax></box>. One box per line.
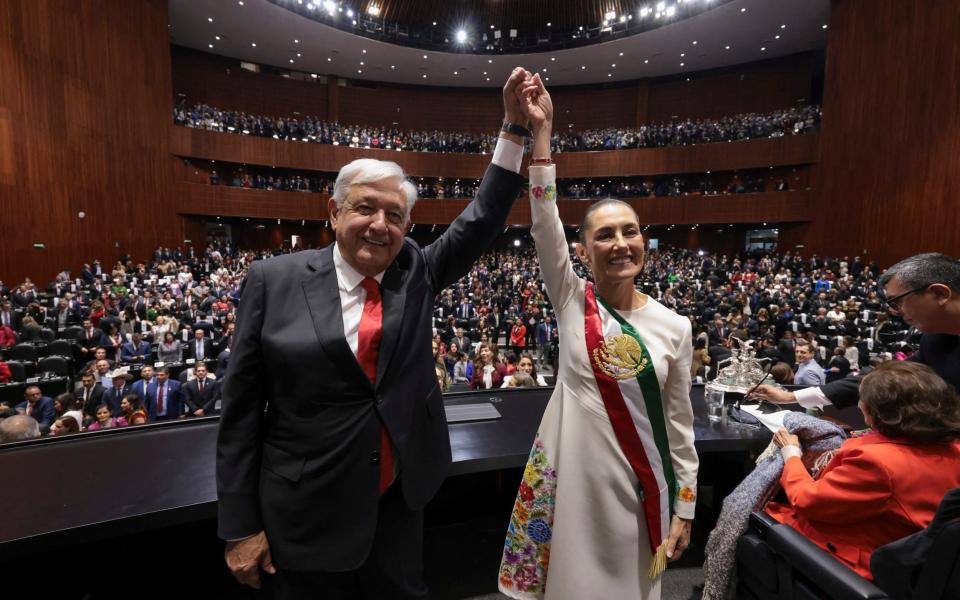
<box><xmin>456</xmin><ymin>30</ymin><xmax>467</xmax><ymax>43</ymax></box>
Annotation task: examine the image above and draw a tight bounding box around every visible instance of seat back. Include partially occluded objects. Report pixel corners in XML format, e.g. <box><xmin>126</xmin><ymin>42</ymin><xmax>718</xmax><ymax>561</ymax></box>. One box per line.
<box><xmin>39</xmin><ymin>328</ymin><xmax>55</xmax><ymax>342</ymax></box>
<box><xmin>59</xmin><ymin>326</ymin><xmax>84</xmax><ymax>341</ymax></box>
<box><xmin>5</xmin><ymin>360</ymin><xmax>26</xmax><ymax>382</ymax></box>
<box><xmin>44</xmin><ymin>340</ymin><xmax>73</xmax><ymax>358</ymax></box>
<box><xmin>10</xmin><ymin>343</ymin><xmax>38</xmax><ymax>363</ymax></box>
<box><xmin>38</xmin><ymin>356</ymin><xmax>70</xmax><ymax>377</ymax></box>
<box><xmin>913</xmin><ymin>520</ymin><xmax>960</xmax><ymax>599</ymax></box>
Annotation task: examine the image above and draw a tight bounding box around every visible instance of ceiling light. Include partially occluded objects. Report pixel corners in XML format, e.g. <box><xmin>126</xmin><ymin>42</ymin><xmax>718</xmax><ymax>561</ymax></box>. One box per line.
<box><xmin>290</xmin><ymin>59</ymin><xmax>294</xmax><ymax>63</ymax></box>
<box><xmin>238</xmin><ymin>1</ymin><xmax>244</xmax><ymax>5</ymax></box>
<box><xmin>432</xmin><ymin>21</ymin><xmax>436</xmax><ymax>26</ymax></box>
<box><xmin>215</xmin><ymin>35</ymin><xmax>221</xmax><ymax>40</ymax></box>
<box><xmin>639</xmin><ymin>7</ymin><xmax>650</xmax><ymax>18</ymax></box>
<box><xmin>251</xmin><ymin>42</ymin><xmax>257</xmax><ymax>47</ymax></box>
<box><xmin>391</xmin><ymin>65</ymin><xmax>395</xmax><ymax>69</ymax></box>
<box><xmin>656</xmin><ymin>1</ymin><xmax>665</xmax><ymax>10</ymax></box>
<box><xmin>367</xmin><ymin>4</ymin><xmax>380</xmax><ymax>16</ymax></box>
<box><xmin>357</xmin><ymin>69</ymin><xmax>362</xmax><ymax>73</ymax></box>
<box><xmin>581</xmin><ymin>65</ymin><xmax>586</xmax><ymax>70</ymax></box>
<box><xmin>490</xmin><ymin>25</ymin><xmax>495</xmax><ymax>29</ymax></box>
<box><xmin>619</xmin><ymin>51</ymin><xmax>624</xmax><ymax>56</ymax></box>
<box><xmin>453</xmin><ymin>71</ymin><xmax>458</xmax><ymax>75</ymax></box>
<box><xmin>486</xmin><ymin>77</ymin><xmax>491</xmax><ymax>81</ymax></box>
<box><xmin>605</xmin><ymin>10</ymin><xmax>616</xmax><ymax>20</ymax></box>
<box><xmin>680</xmin><ymin>62</ymin><xmax>685</xmax><ymax>66</ymax></box>
<box><xmin>644</xmin><ymin>59</ymin><xmax>649</xmax><ymax>63</ymax></box>
<box><xmin>297</xmin><ymin>52</ymin><xmax>301</xmax><ymax>56</ymax></box>
<box><xmin>362</xmin><ymin>49</ymin><xmax>367</xmax><ymax>53</ymax></box>
<box><xmin>680</xmin><ymin>52</ymin><xmax>685</xmax><ymax>57</ymax></box>
<box><xmin>546</xmin><ymin>22</ymin><xmax>552</xmax><ymax>26</ymax></box>
<box><xmin>352</xmin><ymin>19</ymin><xmax>356</xmax><ymax>24</ymax></box>
<box><xmin>359</xmin><ymin>61</ymin><xmax>364</xmax><ymax>65</ymax></box>
<box><xmin>346</xmin><ymin>8</ymin><xmax>354</xmax><ymax>17</ymax></box>
<box><xmin>545</xmin><ymin>77</ymin><xmax>549</xmax><ymax>81</ymax></box>
<box><xmin>327</xmin><ymin>57</ymin><xmax>332</xmax><ymax>61</ymax></box>
<box><xmin>208</xmin><ymin>44</ymin><xmax>213</xmax><ymax>48</ymax></box>
<box><xmin>822</xmin><ymin>24</ymin><xmax>828</xmax><ymax>29</ymax></box>
<box><xmin>607</xmin><ymin>73</ymin><xmax>612</xmax><ymax>77</ymax></box>
<box><xmin>781</xmin><ymin>24</ymin><xmax>786</xmax><ymax>29</ymax></box>
<box><xmin>619</xmin><ymin>15</ymin><xmax>626</xmax><ymax>22</ymax></box>
<box><xmin>483</xmin><ymin>71</ymin><xmax>487</xmax><ymax>75</ymax></box>
<box><xmin>665</xmin><ymin>6</ymin><xmax>676</xmax><ymax>17</ymax></box>
<box><xmin>423</xmin><ymin>54</ymin><xmax>428</xmax><ymax>59</ymax></box>
<box><xmin>488</xmin><ymin>59</ymin><xmax>493</xmax><ymax>63</ymax></box>
<box><xmin>725</xmin><ymin>45</ymin><xmax>730</xmax><ymax>49</ymax></box>
<box><xmin>692</xmin><ymin>40</ymin><xmax>697</xmax><ymax>45</ymax></box>
<box><xmin>775</xmin><ymin>34</ymin><xmax>780</xmax><ymax>39</ymax></box>
<box><xmin>207</xmin><ymin>17</ymin><xmax>214</xmax><ymax>22</ymax></box>
<box><xmin>456</xmin><ymin>30</ymin><xmax>467</xmax><ymax>43</ymax></box>
<box><xmin>611</xmin><ymin>63</ymin><xmax>616</xmax><ymax>67</ymax></box>
<box><xmin>294</xmin><ymin>39</ymin><xmax>299</xmax><ymax>43</ymax></box>
<box><xmin>551</xmin><ymin>57</ymin><xmax>556</xmax><ymax>61</ymax></box>
<box><xmin>422</xmin><ymin>74</ymin><xmax>427</xmax><ymax>78</ymax></box>
<box><xmin>760</xmin><ymin>47</ymin><xmax>766</xmax><ymax>51</ymax></box>
<box><xmin>741</xmin><ymin>7</ymin><xmax>746</xmax><ymax>12</ymax></box>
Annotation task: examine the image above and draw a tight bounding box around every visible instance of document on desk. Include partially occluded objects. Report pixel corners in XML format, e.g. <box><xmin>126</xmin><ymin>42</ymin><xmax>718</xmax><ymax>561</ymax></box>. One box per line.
<box><xmin>739</xmin><ymin>404</ymin><xmax>793</xmax><ymax>432</ymax></box>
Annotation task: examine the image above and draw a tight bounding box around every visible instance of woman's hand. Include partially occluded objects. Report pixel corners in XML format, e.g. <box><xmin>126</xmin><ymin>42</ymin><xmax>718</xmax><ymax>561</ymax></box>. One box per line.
<box><xmin>773</xmin><ymin>427</ymin><xmax>802</xmax><ymax>460</ymax></box>
<box><xmin>665</xmin><ymin>515</ymin><xmax>692</xmax><ymax>561</ymax></box>
<box><xmin>502</xmin><ymin>67</ymin><xmax>531</xmax><ymax>126</ymax></box>
<box><xmin>515</xmin><ymin>73</ymin><xmax>553</xmax><ymax>134</ymax></box>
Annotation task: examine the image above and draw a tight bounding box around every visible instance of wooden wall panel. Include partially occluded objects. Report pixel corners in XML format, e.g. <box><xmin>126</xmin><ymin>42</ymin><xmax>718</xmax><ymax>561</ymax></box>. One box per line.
<box><xmin>171</xmin><ymin>126</ymin><xmax>819</xmax><ymax>180</ymax></box>
<box><xmin>0</xmin><ymin>0</ymin><xmax>178</xmax><ymax>283</ymax></box>
<box><xmin>647</xmin><ymin>54</ymin><xmax>816</xmax><ymax>122</ymax></box>
<box><xmin>174</xmin><ymin>182</ymin><xmax>813</xmax><ymax>227</ymax></box>
<box><xmin>812</xmin><ymin>0</ymin><xmax>960</xmax><ymax>266</ymax></box>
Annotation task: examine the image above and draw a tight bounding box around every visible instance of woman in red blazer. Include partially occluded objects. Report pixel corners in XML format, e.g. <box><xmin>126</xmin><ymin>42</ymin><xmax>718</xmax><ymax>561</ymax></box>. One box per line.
<box><xmin>768</xmin><ymin>361</ymin><xmax>960</xmax><ymax>579</ymax></box>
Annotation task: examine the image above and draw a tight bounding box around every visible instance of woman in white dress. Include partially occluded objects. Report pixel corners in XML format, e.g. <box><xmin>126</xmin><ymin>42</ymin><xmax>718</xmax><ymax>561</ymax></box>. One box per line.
<box><xmin>498</xmin><ymin>74</ymin><xmax>699</xmax><ymax>600</ymax></box>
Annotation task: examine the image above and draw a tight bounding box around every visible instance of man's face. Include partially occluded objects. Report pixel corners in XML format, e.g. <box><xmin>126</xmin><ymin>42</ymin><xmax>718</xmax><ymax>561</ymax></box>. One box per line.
<box><xmin>795</xmin><ymin>345</ymin><xmax>814</xmax><ymax>363</ymax></box>
<box><xmin>141</xmin><ymin>367</ymin><xmax>154</xmax><ymax>380</ymax></box>
<box><xmin>82</xmin><ymin>375</ymin><xmax>95</xmax><ymax>389</ymax></box>
<box><xmin>96</xmin><ymin>360</ymin><xmax>110</xmax><ymax>374</ymax></box>
<box><xmin>195</xmin><ymin>329</ymin><xmax>204</xmax><ymax>340</ymax></box>
<box><xmin>195</xmin><ymin>365</ymin><xmax>207</xmax><ymax>379</ymax></box>
<box><xmin>329</xmin><ymin>178</ymin><xmax>408</xmax><ymax>277</ymax></box>
<box><xmin>24</xmin><ymin>387</ymin><xmax>41</xmax><ymax>403</ymax></box>
<box><xmin>95</xmin><ymin>348</ymin><xmax>107</xmax><ymax>360</ymax></box>
<box><xmin>132</xmin><ymin>334</ymin><xmax>142</xmax><ymax>344</ymax></box>
<box><xmin>883</xmin><ymin>276</ymin><xmax>946</xmax><ymax>332</ymax></box>
<box><xmin>456</xmin><ymin>328</ymin><xmax>464</xmax><ymax>338</ymax></box>
<box><xmin>113</xmin><ymin>376</ymin><xmax>126</xmax><ymax>389</ymax></box>
<box><xmin>157</xmin><ymin>371</ymin><xmax>169</xmax><ymax>383</ymax></box>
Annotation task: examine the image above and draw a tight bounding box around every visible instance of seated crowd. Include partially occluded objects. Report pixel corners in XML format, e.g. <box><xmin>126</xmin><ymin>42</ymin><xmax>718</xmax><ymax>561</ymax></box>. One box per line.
<box><xmin>0</xmin><ymin>242</ymin><xmax>910</xmax><ymax>442</ymax></box>
<box><xmin>173</xmin><ymin>100</ymin><xmax>820</xmax><ymax>154</ymax></box>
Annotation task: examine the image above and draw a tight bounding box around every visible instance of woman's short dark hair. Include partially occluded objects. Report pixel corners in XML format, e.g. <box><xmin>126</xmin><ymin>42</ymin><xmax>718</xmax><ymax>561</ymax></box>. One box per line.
<box><xmin>122</xmin><ymin>393</ymin><xmax>142</xmax><ymax>412</ymax></box>
<box><xmin>859</xmin><ymin>361</ymin><xmax>960</xmax><ymax>443</ymax></box>
<box><xmin>770</xmin><ymin>362</ymin><xmax>794</xmax><ymax>385</ymax></box>
<box><xmin>58</xmin><ymin>415</ymin><xmax>80</xmax><ymax>434</ymax></box>
<box><xmin>577</xmin><ymin>198</ymin><xmax>641</xmax><ymax>244</ymax></box>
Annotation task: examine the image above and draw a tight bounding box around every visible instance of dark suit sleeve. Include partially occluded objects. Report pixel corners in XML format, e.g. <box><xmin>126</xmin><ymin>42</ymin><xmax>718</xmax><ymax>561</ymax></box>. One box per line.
<box><xmin>216</xmin><ymin>260</ymin><xmax>268</xmax><ymax>540</ymax></box>
<box><xmin>820</xmin><ymin>372</ymin><xmax>864</xmax><ymax>409</ymax></box>
<box><xmin>183</xmin><ymin>382</ymin><xmax>200</xmax><ymax>412</ymax></box>
<box><xmin>422</xmin><ymin>163</ymin><xmax>524</xmax><ymax>291</ymax></box>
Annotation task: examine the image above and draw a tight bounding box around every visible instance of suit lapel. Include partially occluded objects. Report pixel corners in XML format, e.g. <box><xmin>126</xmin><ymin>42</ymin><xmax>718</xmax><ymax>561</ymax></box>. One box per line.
<box><xmin>376</xmin><ymin>263</ymin><xmax>406</xmax><ymax>388</ymax></box>
<box><xmin>302</xmin><ymin>247</ymin><xmax>372</xmax><ymax>388</ymax></box>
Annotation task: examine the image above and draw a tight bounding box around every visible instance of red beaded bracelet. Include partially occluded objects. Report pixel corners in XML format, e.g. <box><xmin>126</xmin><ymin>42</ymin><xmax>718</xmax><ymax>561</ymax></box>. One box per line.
<box><xmin>530</xmin><ymin>157</ymin><xmax>554</xmax><ymax>165</ymax></box>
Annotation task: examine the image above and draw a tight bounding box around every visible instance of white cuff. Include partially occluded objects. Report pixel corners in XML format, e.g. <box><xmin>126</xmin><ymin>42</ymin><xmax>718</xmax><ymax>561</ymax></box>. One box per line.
<box><xmin>492</xmin><ymin>137</ymin><xmax>524</xmax><ymax>174</ymax></box>
<box><xmin>781</xmin><ymin>446</ymin><xmax>803</xmax><ymax>461</ymax></box>
<box><xmin>793</xmin><ymin>386</ymin><xmax>832</xmax><ymax>410</ymax></box>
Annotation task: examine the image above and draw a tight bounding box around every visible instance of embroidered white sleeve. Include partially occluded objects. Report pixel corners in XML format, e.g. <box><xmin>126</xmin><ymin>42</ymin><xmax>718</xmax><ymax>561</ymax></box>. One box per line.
<box><xmin>529</xmin><ymin>165</ymin><xmax>579</xmax><ymax>312</ymax></box>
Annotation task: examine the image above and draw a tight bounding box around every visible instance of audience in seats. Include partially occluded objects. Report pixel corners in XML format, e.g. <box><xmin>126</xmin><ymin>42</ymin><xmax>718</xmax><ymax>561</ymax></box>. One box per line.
<box><xmin>768</xmin><ymin>361</ymin><xmax>960</xmax><ymax>579</ymax></box>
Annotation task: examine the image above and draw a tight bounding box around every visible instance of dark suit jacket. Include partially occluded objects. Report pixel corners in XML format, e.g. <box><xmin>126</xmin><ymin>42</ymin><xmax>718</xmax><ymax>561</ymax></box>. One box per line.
<box><xmin>102</xmin><ymin>384</ymin><xmax>131</xmax><ymax>415</ymax></box>
<box><xmin>145</xmin><ymin>380</ymin><xmax>183</xmax><ymax>421</ymax></box>
<box><xmin>183</xmin><ymin>377</ymin><xmax>218</xmax><ymax>414</ymax></box>
<box><xmin>216</xmin><ymin>163</ymin><xmax>524</xmax><ymax>572</ymax></box>
<box><xmin>120</xmin><ymin>341</ymin><xmax>152</xmax><ymax>363</ymax></box>
<box><xmin>17</xmin><ymin>396</ymin><xmax>56</xmax><ymax>433</ymax></box>
<box><xmin>74</xmin><ymin>383</ymin><xmax>106</xmax><ymax>419</ymax></box>
<box><xmin>185</xmin><ymin>339</ymin><xmax>213</xmax><ymax>362</ymax></box>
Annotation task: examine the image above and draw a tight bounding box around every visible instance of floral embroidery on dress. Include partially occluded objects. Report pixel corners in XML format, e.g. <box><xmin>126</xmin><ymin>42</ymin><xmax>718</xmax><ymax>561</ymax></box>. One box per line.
<box><xmin>500</xmin><ymin>434</ymin><xmax>557</xmax><ymax>597</ymax></box>
<box><xmin>531</xmin><ymin>185</ymin><xmax>545</xmax><ymax>200</ymax></box>
<box><xmin>543</xmin><ymin>184</ymin><xmax>556</xmax><ymax>201</ymax></box>
<box><xmin>678</xmin><ymin>486</ymin><xmax>696</xmax><ymax>502</ymax></box>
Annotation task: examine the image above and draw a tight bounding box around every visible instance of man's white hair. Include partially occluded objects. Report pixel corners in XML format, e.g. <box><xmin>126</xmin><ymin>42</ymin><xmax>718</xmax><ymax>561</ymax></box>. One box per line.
<box><xmin>333</xmin><ymin>158</ymin><xmax>418</xmax><ymax>221</ymax></box>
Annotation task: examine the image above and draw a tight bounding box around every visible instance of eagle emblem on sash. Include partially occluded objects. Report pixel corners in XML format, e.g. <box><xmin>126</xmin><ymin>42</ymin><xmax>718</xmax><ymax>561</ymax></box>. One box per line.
<box><xmin>592</xmin><ymin>334</ymin><xmax>648</xmax><ymax>380</ymax></box>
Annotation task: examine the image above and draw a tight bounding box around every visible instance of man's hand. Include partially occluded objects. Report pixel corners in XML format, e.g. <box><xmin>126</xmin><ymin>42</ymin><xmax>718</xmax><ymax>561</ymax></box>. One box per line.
<box><xmin>194</xmin><ymin>408</ymin><xmax>205</xmax><ymax>416</ymax></box>
<box><xmin>665</xmin><ymin>515</ymin><xmax>692</xmax><ymax>561</ymax></box>
<box><xmin>502</xmin><ymin>67</ymin><xmax>531</xmax><ymax>126</ymax></box>
<box><xmin>225</xmin><ymin>530</ymin><xmax>275</xmax><ymax>589</ymax></box>
<box><xmin>747</xmin><ymin>384</ymin><xmax>796</xmax><ymax>404</ymax></box>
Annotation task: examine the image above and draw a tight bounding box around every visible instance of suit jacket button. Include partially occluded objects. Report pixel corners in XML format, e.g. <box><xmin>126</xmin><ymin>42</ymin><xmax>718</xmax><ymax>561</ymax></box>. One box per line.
<box><xmin>370</xmin><ymin>450</ymin><xmax>380</xmax><ymax>464</ymax></box>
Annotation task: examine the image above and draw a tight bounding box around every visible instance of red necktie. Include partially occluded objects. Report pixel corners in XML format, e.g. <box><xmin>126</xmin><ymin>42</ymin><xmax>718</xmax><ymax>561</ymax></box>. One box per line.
<box><xmin>156</xmin><ymin>384</ymin><xmax>164</xmax><ymax>416</ymax></box>
<box><xmin>358</xmin><ymin>277</ymin><xmax>394</xmax><ymax>495</ymax></box>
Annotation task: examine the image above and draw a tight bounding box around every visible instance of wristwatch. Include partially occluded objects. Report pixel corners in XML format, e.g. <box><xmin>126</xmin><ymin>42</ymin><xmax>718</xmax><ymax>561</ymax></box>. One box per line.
<box><xmin>501</xmin><ymin>122</ymin><xmax>532</xmax><ymax>139</ymax></box>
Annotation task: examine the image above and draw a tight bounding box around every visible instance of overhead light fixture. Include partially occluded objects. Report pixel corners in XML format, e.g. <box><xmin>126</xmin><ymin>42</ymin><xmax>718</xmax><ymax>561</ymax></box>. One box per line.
<box><xmin>619</xmin><ymin>51</ymin><xmax>624</xmax><ymax>56</ymax></box>
<box><xmin>760</xmin><ymin>47</ymin><xmax>766</xmax><ymax>51</ymax></box>
<box><xmin>619</xmin><ymin>15</ymin><xmax>626</xmax><ymax>22</ymax></box>
<box><xmin>215</xmin><ymin>35</ymin><xmax>221</xmax><ymax>40</ymax></box>
<box><xmin>238</xmin><ymin>1</ymin><xmax>244</xmax><ymax>5</ymax></box>
<box><xmin>665</xmin><ymin>5</ymin><xmax>676</xmax><ymax>17</ymax></box>
<box><xmin>781</xmin><ymin>24</ymin><xmax>787</xmax><ymax>29</ymax></box>
<box><xmin>327</xmin><ymin>57</ymin><xmax>332</xmax><ymax>61</ymax></box>
<box><xmin>581</xmin><ymin>65</ymin><xmax>586</xmax><ymax>70</ymax></box>
<box><xmin>775</xmin><ymin>34</ymin><xmax>780</xmax><ymax>39</ymax></box>
<box><xmin>692</xmin><ymin>40</ymin><xmax>697</xmax><ymax>45</ymax></box>
<box><xmin>290</xmin><ymin>59</ymin><xmax>294</xmax><ymax>63</ymax></box>
<box><xmin>367</xmin><ymin>4</ymin><xmax>380</xmax><ymax>16</ymax></box>
<box><xmin>251</xmin><ymin>42</ymin><xmax>257</xmax><ymax>47</ymax></box>
<box><xmin>423</xmin><ymin>54</ymin><xmax>428</xmax><ymax>59</ymax></box>
<box><xmin>422</xmin><ymin>74</ymin><xmax>427</xmax><ymax>78</ymax></box>
<box><xmin>359</xmin><ymin>61</ymin><xmax>364</xmax><ymax>65</ymax></box>
<box><xmin>362</xmin><ymin>49</ymin><xmax>367</xmax><ymax>53</ymax></box>
<box><xmin>208</xmin><ymin>44</ymin><xmax>213</xmax><ymax>48</ymax></box>
<box><xmin>741</xmin><ymin>7</ymin><xmax>746</xmax><ymax>12</ymax></box>
<box><xmin>639</xmin><ymin>7</ymin><xmax>650</xmax><ymax>18</ymax></box>
<box><xmin>611</xmin><ymin>63</ymin><xmax>616</xmax><ymax>67</ymax></box>
<box><xmin>546</xmin><ymin>21</ymin><xmax>552</xmax><ymax>26</ymax></box>
<box><xmin>822</xmin><ymin>24</ymin><xmax>828</xmax><ymax>29</ymax></box>
<box><xmin>488</xmin><ymin>58</ymin><xmax>493</xmax><ymax>63</ymax></box>
<box><xmin>346</xmin><ymin>8</ymin><xmax>354</xmax><ymax>17</ymax></box>
<box><xmin>680</xmin><ymin>62</ymin><xmax>685</xmax><ymax>66</ymax></box>
<box><xmin>656</xmin><ymin>1</ymin><xmax>665</xmax><ymax>10</ymax></box>
<box><xmin>207</xmin><ymin>17</ymin><xmax>214</xmax><ymax>22</ymax></box>
<box><xmin>391</xmin><ymin>65</ymin><xmax>395</xmax><ymax>69</ymax></box>
<box><xmin>644</xmin><ymin>59</ymin><xmax>649</xmax><ymax>63</ymax></box>
<box><xmin>456</xmin><ymin>30</ymin><xmax>467</xmax><ymax>43</ymax></box>
<box><xmin>725</xmin><ymin>45</ymin><xmax>730</xmax><ymax>49</ymax></box>
<box><xmin>294</xmin><ymin>39</ymin><xmax>299</xmax><ymax>43</ymax></box>
<box><xmin>551</xmin><ymin>57</ymin><xmax>556</xmax><ymax>61</ymax></box>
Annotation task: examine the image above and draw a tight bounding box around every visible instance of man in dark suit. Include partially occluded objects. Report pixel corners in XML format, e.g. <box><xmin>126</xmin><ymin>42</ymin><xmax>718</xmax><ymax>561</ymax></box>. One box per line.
<box><xmin>187</xmin><ymin>328</ymin><xmax>213</xmax><ymax>362</ymax></box>
<box><xmin>120</xmin><ymin>332</ymin><xmax>152</xmax><ymax>364</ymax></box>
<box><xmin>183</xmin><ymin>362</ymin><xmax>217</xmax><ymax>417</ymax></box>
<box><xmin>218</xmin><ymin>69</ymin><xmax>529</xmax><ymax>598</ymax></box>
<box><xmin>102</xmin><ymin>370</ymin><xmax>132</xmax><ymax>416</ymax></box>
<box><xmin>535</xmin><ymin>315</ymin><xmax>557</xmax><ymax>368</ymax></box>
<box><xmin>130</xmin><ymin>365</ymin><xmax>155</xmax><ymax>404</ymax></box>
<box><xmin>145</xmin><ymin>366</ymin><xmax>183</xmax><ymax>422</ymax></box>
<box><xmin>0</xmin><ymin>301</ymin><xmax>21</xmax><ymax>332</ymax></box>
<box><xmin>74</xmin><ymin>371</ymin><xmax>106</xmax><ymax>422</ymax></box>
<box><xmin>753</xmin><ymin>253</ymin><xmax>960</xmax><ymax>410</ymax></box>
<box><xmin>53</xmin><ymin>298</ymin><xmax>80</xmax><ymax>333</ymax></box>
<box><xmin>16</xmin><ymin>385</ymin><xmax>55</xmax><ymax>434</ymax></box>
<box><xmin>78</xmin><ymin>318</ymin><xmax>105</xmax><ymax>361</ymax></box>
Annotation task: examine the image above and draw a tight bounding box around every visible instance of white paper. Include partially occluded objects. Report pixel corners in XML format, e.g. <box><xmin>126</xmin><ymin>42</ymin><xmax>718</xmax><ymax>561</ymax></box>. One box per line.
<box><xmin>739</xmin><ymin>404</ymin><xmax>792</xmax><ymax>432</ymax></box>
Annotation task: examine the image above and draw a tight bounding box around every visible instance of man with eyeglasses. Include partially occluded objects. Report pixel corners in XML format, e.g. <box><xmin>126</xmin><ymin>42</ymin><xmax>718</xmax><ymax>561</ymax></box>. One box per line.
<box><xmin>751</xmin><ymin>253</ymin><xmax>960</xmax><ymax>410</ymax></box>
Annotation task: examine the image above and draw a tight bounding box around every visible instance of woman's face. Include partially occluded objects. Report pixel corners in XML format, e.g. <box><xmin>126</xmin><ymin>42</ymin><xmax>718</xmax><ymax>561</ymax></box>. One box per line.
<box><xmin>53</xmin><ymin>419</ymin><xmax>66</xmax><ymax>435</ymax></box>
<box><xmin>96</xmin><ymin>407</ymin><xmax>111</xmax><ymax>423</ymax></box>
<box><xmin>165</xmin><ymin>332</ymin><xmax>174</xmax><ymax>342</ymax></box>
<box><xmin>120</xmin><ymin>398</ymin><xmax>131</xmax><ymax>413</ymax></box>
<box><xmin>576</xmin><ymin>204</ymin><xmax>645</xmax><ymax>286</ymax></box>
<box><xmin>480</xmin><ymin>347</ymin><xmax>492</xmax><ymax>363</ymax></box>
<box><xmin>449</xmin><ymin>342</ymin><xmax>459</xmax><ymax>354</ymax></box>
<box><xmin>54</xmin><ymin>400</ymin><xmax>64</xmax><ymax>414</ymax></box>
<box><xmin>432</xmin><ymin>341</ymin><xmax>439</xmax><ymax>357</ymax></box>
<box><xmin>518</xmin><ymin>357</ymin><xmax>534</xmax><ymax>374</ymax></box>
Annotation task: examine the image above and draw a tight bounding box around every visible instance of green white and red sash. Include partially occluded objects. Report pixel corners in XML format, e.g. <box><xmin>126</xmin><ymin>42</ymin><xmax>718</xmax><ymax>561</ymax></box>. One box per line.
<box><xmin>584</xmin><ymin>282</ymin><xmax>676</xmax><ymax>579</ymax></box>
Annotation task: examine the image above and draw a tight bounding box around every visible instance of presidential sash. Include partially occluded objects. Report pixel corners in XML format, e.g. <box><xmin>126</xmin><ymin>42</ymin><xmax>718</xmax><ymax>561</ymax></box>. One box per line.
<box><xmin>584</xmin><ymin>282</ymin><xmax>677</xmax><ymax>579</ymax></box>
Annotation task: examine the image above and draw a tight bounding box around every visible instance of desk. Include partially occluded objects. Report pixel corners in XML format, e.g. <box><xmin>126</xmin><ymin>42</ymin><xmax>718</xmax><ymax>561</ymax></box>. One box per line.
<box><xmin>0</xmin><ymin>385</ymin><xmax>769</xmax><ymax>559</ymax></box>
